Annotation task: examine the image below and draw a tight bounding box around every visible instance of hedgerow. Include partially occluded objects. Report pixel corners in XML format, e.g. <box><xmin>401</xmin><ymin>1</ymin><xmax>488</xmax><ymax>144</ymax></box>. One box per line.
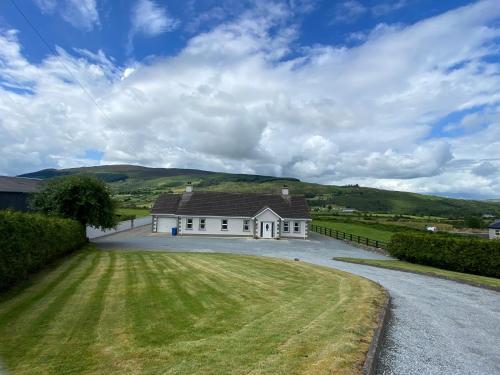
<box><xmin>388</xmin><ymin>232</ymin><xmax>500</xmax><ymax>278</ymax></box>
<box><xmin>0</xmin><ymin>210</ymin><xmax>86</xmax><ymax>291</ymax></box>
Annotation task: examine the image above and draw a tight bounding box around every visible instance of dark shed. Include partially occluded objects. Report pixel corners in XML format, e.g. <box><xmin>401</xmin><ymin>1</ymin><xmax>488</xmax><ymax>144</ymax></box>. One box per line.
<box><xmin>0</xmin><ymin>176</ymin><xmax>43</xmax><ymax>211</ymax></box>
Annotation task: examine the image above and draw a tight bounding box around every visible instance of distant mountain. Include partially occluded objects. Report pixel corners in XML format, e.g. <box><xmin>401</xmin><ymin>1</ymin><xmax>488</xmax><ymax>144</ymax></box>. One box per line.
<box><xmin>19</xmin><ymin>164</ymin><xmax>500</xmax><ymax>217</ymax></box>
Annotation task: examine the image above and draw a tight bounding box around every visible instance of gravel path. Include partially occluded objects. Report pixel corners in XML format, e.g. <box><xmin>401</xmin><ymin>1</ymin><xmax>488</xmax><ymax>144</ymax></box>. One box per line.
<box><xmin>95</xmin><ymin>228</ymin><xmax>500</xmax><ymax>375</ymax></box>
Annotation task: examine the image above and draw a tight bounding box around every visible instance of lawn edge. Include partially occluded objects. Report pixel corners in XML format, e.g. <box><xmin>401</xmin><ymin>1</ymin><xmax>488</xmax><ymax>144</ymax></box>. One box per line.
<box><xmin>361</xmin><ymin>288</ymin><xmax>391</xmax><ymax>375</ymax></box>
<box><xmin>334</xmin><ymin>258</ymin><xmax>500</xmax><ymax>292</ymax></box>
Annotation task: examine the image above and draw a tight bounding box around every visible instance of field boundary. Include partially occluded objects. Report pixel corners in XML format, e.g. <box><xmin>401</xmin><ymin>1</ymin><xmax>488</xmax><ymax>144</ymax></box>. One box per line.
<box><xmin>334</xmin><ymin>258</ymin><xmax>500</xmax><ymax>293</ymax></box>
<box><xmin>310</xmin><ymin>224</ymin><xmax>388</xmax><ymax>251</ymax></box>
<box><xmin>362</xmin><ymin>289</ymin><xmax>391</xmax><ymax>375</ymax></box>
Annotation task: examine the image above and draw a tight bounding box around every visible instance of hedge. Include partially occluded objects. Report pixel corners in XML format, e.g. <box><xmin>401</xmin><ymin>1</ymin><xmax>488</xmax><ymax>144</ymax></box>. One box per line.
<box><xmin>388</xmin><ymin>232</ymin><xmax>500</xmax><ymax>278</ymax></box>
<box><xmin>0</xmin><ymin>210</ymin><xmax>86</xmax><ymax>291</ymax></box>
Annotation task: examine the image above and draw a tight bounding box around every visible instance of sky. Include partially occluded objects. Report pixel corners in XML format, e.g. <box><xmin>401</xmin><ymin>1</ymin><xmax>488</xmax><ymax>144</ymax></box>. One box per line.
<box><xmin>0</xmin><ymin>0</ymin><xmax>499</xmax><ymax>199</ymax></box>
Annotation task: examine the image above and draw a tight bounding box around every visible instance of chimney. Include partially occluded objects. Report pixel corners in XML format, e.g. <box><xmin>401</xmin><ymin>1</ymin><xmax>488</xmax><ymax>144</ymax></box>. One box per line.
<box><xmin>281</xmin><ymin>184</ymin><xmax>289</xmax><ymax>196</ymax></box>
<box><xmin>185</xmin><ymin>181</ymin><xmax>193</xmax><ymax>193</ymax></box>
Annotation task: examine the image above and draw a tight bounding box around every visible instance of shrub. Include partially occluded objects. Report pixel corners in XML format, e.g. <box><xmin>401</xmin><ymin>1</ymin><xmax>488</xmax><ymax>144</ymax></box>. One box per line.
<box><xmin>30</xmin><ymin>175</ymin><xmax>117</xmax><ymax>230</ymax></box>
<box><xmin>0</xmin><ymin>210</ymin><xmax>86</xmax><ymax>291</ymax></box>
<box><xmin>388</xmin><ymin>232</ymin><xmax>500</xmax><ymax>278</ymax></box>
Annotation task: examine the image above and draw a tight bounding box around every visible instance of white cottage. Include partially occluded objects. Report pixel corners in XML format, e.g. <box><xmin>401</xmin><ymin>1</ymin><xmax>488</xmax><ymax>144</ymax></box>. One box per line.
<box><xmin>151</xmin><ymin>184</ymin><xmax>311</xmax><ymax>239</ymax></box>
<box><xmin>488</xmin><ymin>220</ymin><xmax>500</xmax><ymax>240</ymax></box>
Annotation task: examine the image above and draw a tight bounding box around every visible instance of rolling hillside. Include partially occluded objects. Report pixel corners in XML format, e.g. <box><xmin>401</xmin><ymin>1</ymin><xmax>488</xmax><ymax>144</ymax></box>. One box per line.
<box><xmin>19</xmin><ymin>165</ymin><xmax>500</xmax><ymax>217</ymax></box>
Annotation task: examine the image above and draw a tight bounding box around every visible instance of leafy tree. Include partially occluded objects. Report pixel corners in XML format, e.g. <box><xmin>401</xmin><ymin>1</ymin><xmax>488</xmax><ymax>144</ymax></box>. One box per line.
<box><xmin>31</xmin><ymin>175</ymin><xmax>117</xmax><ymax>229</ymax></box>
<box><xmin>464</xmin><ymin>216</ymin><xmax>483</xmax><ymax>229</ymax></box>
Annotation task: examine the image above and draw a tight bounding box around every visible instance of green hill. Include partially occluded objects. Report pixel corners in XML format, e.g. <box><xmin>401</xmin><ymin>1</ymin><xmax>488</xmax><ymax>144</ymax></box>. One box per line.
<box><xmin>19</xmin><ymin>164</ymin><xmax>500</xmax><ymax>217</ymax></box>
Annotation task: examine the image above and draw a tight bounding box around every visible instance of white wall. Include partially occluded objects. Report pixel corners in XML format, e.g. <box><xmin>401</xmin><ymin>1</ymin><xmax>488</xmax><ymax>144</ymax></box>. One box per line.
<box><xmin>178</xmin><ymin>216</ymin><xmax>254</xmax><ymax>236</ymax></box>
<box><xmin>281</xmin><ymin>219</ymin><xmax>309</xmax><ymax>238</ymax></box>
<box><xmin>489</xmin><ymin>228</ymin><xmax>500</xmax><ymax>239</ymax></box>
<box><xmin>87</xmin><ymin>216</ymin><xmax>151</xmax><ymax>239</ymax></box>
<box><xmin>152</xmin><ymin>213</ymin><xmax>310</xmax><ymax>239</ymax></box>
<box><xmin>254</xmin><ymin>209</ymin><xmax>280</xmax><ymax>238</ymax></box>
<box><xmin>156</xmin><ymin>216</ymin><xmax>178</xmax><ymax>233</ymax></box>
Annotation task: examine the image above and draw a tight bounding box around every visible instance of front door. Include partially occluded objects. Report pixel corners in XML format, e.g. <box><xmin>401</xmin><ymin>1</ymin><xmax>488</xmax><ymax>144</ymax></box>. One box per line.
<box><xmin>261</xmin><ymin>221</ymin><xmax>274</xmax><ymax>238</ymax></box>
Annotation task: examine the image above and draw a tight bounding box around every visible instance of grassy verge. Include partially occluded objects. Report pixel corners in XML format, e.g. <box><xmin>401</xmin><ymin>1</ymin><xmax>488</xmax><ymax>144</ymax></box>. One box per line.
<box><xmin>116</xmin><ymin>207</ymin><xmax>150</xmax><ymax>218</ymax></box>
<box><xmin>334</xmin><ymin>257</ymin><xmax>500</xmax><ymax>290</ymax></box>
<box><xmin>0</xmin><ymin>247</ymin><xmax>386</xmax><ymax>375</ymax></box>
<box><xmin>313</xmin><ymin>220</ymin><xmax>394</xmax><ymax>243</ymax></box>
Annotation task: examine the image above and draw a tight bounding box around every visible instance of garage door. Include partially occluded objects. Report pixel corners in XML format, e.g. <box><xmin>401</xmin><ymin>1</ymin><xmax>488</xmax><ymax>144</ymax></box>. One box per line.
<box><xmin>157</xmin><ymin>217</ymin><xmax>177</xmax><ymax>233</ymax></box>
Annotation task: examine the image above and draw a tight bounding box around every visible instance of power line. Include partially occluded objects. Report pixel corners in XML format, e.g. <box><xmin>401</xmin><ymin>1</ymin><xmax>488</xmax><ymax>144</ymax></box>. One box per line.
<box><xmin>9</xmin><ymin>0</ymin><xmax>114</xmax><ymax>125</ymax></box>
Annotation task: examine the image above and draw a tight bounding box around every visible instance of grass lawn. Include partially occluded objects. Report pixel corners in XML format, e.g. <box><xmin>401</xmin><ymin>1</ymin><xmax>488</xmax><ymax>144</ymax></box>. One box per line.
<box><xmin>116</xmin><ymin>207</ymin><xmax>150</xmax><ymax>218</ymax></box>
<box><xmin>334</xmin><ymin>257</ymin><xmax>500</xmax><ymax>290</ymax></box>
<box><xmin>0</xmin><ymin>247</ymin><xmax>386</xmax><ymax>375</ymax></box>
<box><xmin>313</xmin><ymin>220</ymin><xmax>394</xmax><ymax>243</ymax></box>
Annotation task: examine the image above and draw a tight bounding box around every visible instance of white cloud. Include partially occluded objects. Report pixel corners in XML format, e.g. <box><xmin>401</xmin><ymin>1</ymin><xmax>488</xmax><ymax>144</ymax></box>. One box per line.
<box><xmin>2</xmin><ymin>0</ymin><xmax>500</xmax><ymax>198</ymax></box>
<box><xmin>128</xmin><ymin>0</ymin><xmax>179</xmax><ymax>52</ymax></box>
<box><xmin>333</xmin><ymin>1</ymin><xmax>367</xmax><ymax>23</ymax></box>
<box><xmin>372</xmin><ymin>1</ymin><xmax>409</xmax><ymax>17</ymax></box>
<box><xmin>33</xmin><ymin>0</ymin><xmax>99</xmax><ymax>31</ymax></box>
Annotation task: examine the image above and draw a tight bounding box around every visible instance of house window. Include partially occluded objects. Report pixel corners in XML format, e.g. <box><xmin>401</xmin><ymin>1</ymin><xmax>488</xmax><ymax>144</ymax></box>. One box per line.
<box><xmin>186</xmin><ymin>218</ymin><xmax>193</xmax><ymax>230</ymax></box>
<box><xmin>221</xmin><ymin>219</ymin><xmax>228</xmax><ymax>231</ymax></box>
<box><xmin>293</xmin><ymin>221</ymin><xmax>300</xmax><ymax>233</ymax></box>
<box><xmin>243</xmin><ymin>219</ymin><xmax>250</xmax><ymax>231</ymax></box>
<box><xmin>283</xmin><ymin>221</ymin><xmax>290</xmax><ymax>233</ymax></box>
<box><xmin>496</xmin><ymin>229</ymin><xmax>500</xmax><ymax>236</ymax></box>
<box><xmin>199</xmin><ymin>218</ymin><xmax>206</xmax><ymax>230</ymax></box>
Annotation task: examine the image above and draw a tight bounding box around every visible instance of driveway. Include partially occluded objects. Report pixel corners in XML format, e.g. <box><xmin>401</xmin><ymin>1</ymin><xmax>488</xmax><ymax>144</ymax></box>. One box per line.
<box><xmin>95</xmin><ymin>227</ymin><xmax>500</xmax><ymax>375</ymax></box>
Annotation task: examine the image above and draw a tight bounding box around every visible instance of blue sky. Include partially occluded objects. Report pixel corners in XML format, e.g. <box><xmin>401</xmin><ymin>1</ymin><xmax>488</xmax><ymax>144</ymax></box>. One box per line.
<box><xmin>0</xmin><ymin>0</ymin><xmax>499</xmax><ymax>198</ymax></box>
<box><xmin>0</xmin><ymin>1</ymin><xmax>476</xmax><ymax>64</ymax></box>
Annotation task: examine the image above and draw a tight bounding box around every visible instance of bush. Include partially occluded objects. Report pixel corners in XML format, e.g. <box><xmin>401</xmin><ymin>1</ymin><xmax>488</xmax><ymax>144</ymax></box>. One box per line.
<box><xmin>0</xmin><ymin>210</ymin><xmax>86</xmax><ymax>291</ymax></box>
<box><xmin>388</xmin><ymin>232</ymin><xmax>500</xmax><ymax>278</ymax></box>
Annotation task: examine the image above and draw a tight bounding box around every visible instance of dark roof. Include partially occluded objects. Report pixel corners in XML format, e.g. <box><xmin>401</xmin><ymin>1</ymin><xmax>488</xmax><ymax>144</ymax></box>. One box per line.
<box><xmin>152</xmin><ymin>192</ymin><xmax>310</xmax><ymax>219</ymax></box>
<box><xmin>0</xmin><ymin>176</ymin><xmax>43</xmax><ymax>193</ymax></box>
<box><xmin>489</xmin><ymin>220</ymin><xmax>500</xmax><ymax>229</ymax></box>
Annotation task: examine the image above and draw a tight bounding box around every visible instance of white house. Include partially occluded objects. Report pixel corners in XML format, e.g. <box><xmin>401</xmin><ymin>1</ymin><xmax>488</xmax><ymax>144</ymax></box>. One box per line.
<box><xmin>488</xmin><ymin>220</ymin><xmax>500</xmax><ymax>240</ymax></box>
<box><xmin>151</xmin><ymin>183</ymin><xmax>311</xmax><ymax>239</ymax></box>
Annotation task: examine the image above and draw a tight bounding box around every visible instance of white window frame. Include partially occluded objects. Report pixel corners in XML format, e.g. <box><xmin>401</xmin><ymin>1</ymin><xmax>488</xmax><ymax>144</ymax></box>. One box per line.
<box><xmin>199</xmin><ymin>218</ymin><xmax>206</xmax><ymax>231</ymax></box>
<box><xmin>496</xmin><ymin>229</ymin><xmax>500</xmax><ymax>236</ymax></box>
<box><xmin>283</xmin><ymin>221</ymin><xmax>290</xmax><ymax>233</ymax></box>
<box><xmin>186</xmin><ymin>218</ymin><xmax>193</xmax><ymax>230</ymax></box>
<box><xmin>293</xmin><ymin>221</ymin><xmax>300</xmax><ymax>233</ymax></box>
<box><xmin>243</xmin><ymin>219</ymin><xmax>250</xmax><ymax>232</ymax></box>
<box><xmin>221</xmin><ymin>219</ymin><xmax>228</xmax><ymax>231</ymax></box>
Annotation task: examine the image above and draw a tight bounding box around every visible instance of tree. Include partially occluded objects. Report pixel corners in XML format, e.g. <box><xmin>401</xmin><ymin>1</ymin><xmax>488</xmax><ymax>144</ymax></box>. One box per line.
<box><xmin>31</xmin><ymin>175</ymin><xmax>117</xmax><ymax>229</ymax></box>
<box><xmin>464</xmin><ymin>216</ymin><xmax>483</xmax><ymax>229</ymax></box>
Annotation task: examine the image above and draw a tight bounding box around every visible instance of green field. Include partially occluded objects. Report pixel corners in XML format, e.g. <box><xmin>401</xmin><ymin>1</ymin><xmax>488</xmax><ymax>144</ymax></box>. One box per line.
<box><xmin>313</xmin><ymin>220</ymin><xmax>394</xmax><ymax>243</ymax></box>
<box><xmin>0</xmin><ymin>248</ymin><xmax>385</xmax><ymax>375</ymax></box>
<box><xmin>334</xmin><ymin>258</ymin><xmax>500</xmax><ymax>289</ymax></box>
<box><xmin>116</xmin><ymin>207</ymin><xmax>150</xmax><ymax>218</ymax></box>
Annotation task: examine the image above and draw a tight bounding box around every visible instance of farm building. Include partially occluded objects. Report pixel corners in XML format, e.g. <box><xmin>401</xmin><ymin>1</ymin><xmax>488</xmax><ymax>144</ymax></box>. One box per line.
<box><xmin>488</xmin><ymin>220</ymin><xmax>500</xmax><ymax>240</ymax></box>
<box><xmin>0</xmin><ymin>176</ymin><xmax>43</xmax><ymax>211</ymax></box>
<box><xmin>151</xmin><ymin>183</ymin><xmax>311</xmax><ymax>239</ymax></box>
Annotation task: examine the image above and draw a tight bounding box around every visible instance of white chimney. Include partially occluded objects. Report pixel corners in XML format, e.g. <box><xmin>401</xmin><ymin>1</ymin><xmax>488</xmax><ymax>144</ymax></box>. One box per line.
<box><xmin>185</xmin><ymin>181</ymin><xmax>193</xmax><ymax>193</ymax></box>
<box><xmin>281</xmin><ymin>185</ymin><xmax>289</xmax><ymax>196</ymax></box>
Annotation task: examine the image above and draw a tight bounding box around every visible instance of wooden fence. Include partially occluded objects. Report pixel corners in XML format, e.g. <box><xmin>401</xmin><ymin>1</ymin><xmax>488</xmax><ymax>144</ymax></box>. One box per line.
<box><xmin>310</xmin><ymin>224</ymin><xmax>388</xmax><ymax>249</ymax></box>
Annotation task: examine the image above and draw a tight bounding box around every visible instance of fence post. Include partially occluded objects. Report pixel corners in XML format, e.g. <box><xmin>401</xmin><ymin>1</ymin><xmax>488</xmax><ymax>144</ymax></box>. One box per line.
<box><xmin>375</xmin><ymin>240</ymin><xmax>379</xmax><ymax>248</ymax></box>
<box><xmin>349</xmin><ymin>234</ymin><xmax>352</xmax><ymax>241</ymax></box>
<box><xmin>366</xmin><ymin>237</ymin><xmax>368</xmax><ymax>245</ymax></box>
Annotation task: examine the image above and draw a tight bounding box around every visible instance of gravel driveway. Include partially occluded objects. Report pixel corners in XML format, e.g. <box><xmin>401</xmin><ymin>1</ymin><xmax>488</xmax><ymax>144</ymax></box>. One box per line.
<box><xmin>95</xmin><ymin>227</ymin><xmax>500</xmax><ymax>375</ymax></box>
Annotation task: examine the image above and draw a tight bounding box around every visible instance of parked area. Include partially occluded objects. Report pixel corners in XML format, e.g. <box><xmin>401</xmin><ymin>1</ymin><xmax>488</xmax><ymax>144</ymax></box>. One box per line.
<box><xmin>96</xmin><ymin>228</ymin><xmax>500</xmax><ymax>375</ymax></box>
<box><xmin>0</xmin><ymin>247</ymin><xmax>384</xmax><ymax>375</ymax></box>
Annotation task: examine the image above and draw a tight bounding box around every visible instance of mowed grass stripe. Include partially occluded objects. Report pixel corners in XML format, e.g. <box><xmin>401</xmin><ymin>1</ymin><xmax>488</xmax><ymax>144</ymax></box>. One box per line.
<box><xmin>11</xmin><ymin>252</ymin><xmax>115</xmax><ymax>375</ymax></box>
<box><xmin>51</xmin><ymin>251</ymin><xmax>117</xmax><ymax>374</ymax></box>
<box><xmin>0</xmin><ymin>251</ymin><xmax>102</xmax><ymax>368</ymax></box>
<box><xmin>0</xmin><ymin>251</ymin><xmax>90</xmax><ymax>323</ymax></box>
<box><xmin>0</xmin><ymin>250</ymin><xmax>385</xmax><ymax>375</ymax></box>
